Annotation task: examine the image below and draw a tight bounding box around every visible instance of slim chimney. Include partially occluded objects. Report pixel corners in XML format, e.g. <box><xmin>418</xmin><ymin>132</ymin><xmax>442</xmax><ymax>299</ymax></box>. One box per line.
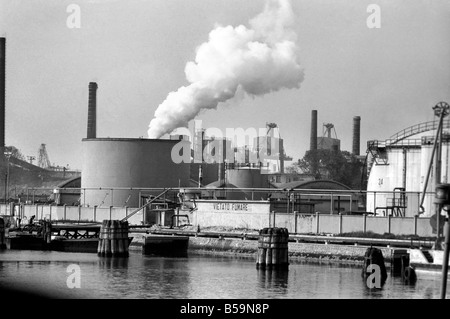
<box><xmin>87</xmin><ymin>82</ymin><xmax>98</xmax><ymax>139</ymax></box>
<box><xmin>310</xmin><ymin>110</ymin><xmax>318</xmax><ymax>151</ymax></box>
<box><xmin>0</xmin><ymin>38</ymin><xmax>5</xmax><ymax>153</ymax></box>
<box><xmin>352</xmin><ymin>116</ymin><xmax>361</xmax><ymax>156</ymax></box>
<box><xmin>310</xmin><ymin>109</ymin><xmax>318</xmax><ymax>178</ymax></box>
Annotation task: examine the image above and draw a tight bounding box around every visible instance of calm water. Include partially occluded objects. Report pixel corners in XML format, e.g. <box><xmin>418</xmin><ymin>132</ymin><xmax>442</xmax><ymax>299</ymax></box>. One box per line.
<box><xmin>0</xmin><ymin>249</ymin><xmax>446</xmax><ymax>299</ymax></box>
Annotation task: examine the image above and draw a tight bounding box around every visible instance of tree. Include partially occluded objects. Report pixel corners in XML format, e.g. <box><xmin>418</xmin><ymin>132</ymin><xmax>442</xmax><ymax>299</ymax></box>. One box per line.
<box><xmin>297</xmin><ymin>149</ymin><xmax>365</xmax><ymax>189</ymax></box>
<box><xmin>5</xmin><ymin>146</ymin><xmax>25</xmax><ymax>161</ymax></box>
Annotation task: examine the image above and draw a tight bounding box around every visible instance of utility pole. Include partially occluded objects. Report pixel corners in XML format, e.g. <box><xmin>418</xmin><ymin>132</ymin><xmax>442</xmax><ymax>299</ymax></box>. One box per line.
<box><xmin>434</xmin><ymin>102</ymin><xmax>449</xmax><ymax>247</ymax></box>
<box><xmin>4</xmin><ymin>150</ymin><xmax>11</xmax><ymax>203</ymax></box>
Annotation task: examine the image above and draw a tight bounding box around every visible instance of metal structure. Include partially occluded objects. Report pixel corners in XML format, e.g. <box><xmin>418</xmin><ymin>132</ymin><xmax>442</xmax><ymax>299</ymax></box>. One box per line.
<box><xmin>27</xmin><ymin>156</ymin><xmax>36</xmax><ymax>165</ymax></box>
<box><xmin>4</xmin><ymin>150</ymin><xmax>11</xmax><ymax>202</ymax></box>
<box><xmin>322</xmin><ymin>123</ymin><xmax>336</xmax><ymax>138</ymax></box>
<box><xmin>0</xmin><ymin>38</ymin><xmax>5</xmax><ymax>155</ymax></box>
<box><xmin>419</xmin><ymin>102</ymin><xmax>450</xmax><ymax>215</ymax></box>
<box><xmin>317</xmin><ymin>122</ymin><xmax>340</xmax><ymax>152</ymax></box>
<box><xmin>38</xmin><ymin>143</ymin><xmax>51</xmax><ymax>168</ymax></box>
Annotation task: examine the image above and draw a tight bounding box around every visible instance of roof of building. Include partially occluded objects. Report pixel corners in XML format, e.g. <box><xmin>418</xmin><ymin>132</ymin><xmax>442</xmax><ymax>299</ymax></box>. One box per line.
<box><xmin>273</xmin><ymin>179</ymin><xmax>351</xmax><ymax>190</ymax></box>
<box><xmin>56</xmin><ymin>176</ymin><xmax>81</xmax><ymax>188</ymax></box>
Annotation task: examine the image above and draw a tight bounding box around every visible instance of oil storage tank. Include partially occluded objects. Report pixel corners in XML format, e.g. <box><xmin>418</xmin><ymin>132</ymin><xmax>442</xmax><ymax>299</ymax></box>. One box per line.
<box><xmin>225</xmin><ymin>167</ymin><xmax>269</xmax><ymax>200</ymax></box>
<box><xmin>81</xmin><ymin>138</ymin><xmax>190</xmax><ymax>207</ymax></box>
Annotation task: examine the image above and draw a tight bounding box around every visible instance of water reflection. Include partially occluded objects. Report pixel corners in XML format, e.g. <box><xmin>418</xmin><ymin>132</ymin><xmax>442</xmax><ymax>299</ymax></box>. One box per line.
<box><xmin>0</xmin><ymin>250</ymin><xmax>447</xmax><ymax>299</ymax></box>
<box><xmin>98</xmin><ymin>256</ymin><xmax>129</xmax><ymax>269</ymax></box>
<box><xmin>257</xmin><ymin>269</ymin><xmax>289</xmax><ymax>294</ymax></box>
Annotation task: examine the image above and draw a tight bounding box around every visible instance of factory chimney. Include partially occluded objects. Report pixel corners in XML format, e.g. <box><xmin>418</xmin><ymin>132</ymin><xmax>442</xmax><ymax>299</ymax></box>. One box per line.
<box><xmin>87</xmin><ymin>82</ymin><xmax>98</xmax><ymax>139</ymax></box>
<box><xmin>310</xmin><ymin>110</ymin><xmax>318</xmax><ymax>178</ymax></box>
<box><xmin>0</xmin><ymin>38</ymin><xmax>5</xmax><ymax>154</ymax></box>
<box><xmin>352</xmin><ymin>116</ymin><xmax>361</xmax><ymax>156</ymax></box>
<box><xmin>310</xmin><ymin>110</ymin><xmax>318</xmax><ymax>151</ymax></box>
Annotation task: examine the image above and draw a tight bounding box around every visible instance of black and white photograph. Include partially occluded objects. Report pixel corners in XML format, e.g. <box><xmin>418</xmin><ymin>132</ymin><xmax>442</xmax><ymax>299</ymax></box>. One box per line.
<box><xmin>0</xmin><ymin>0</ymin><xmax>450</xmax><ymax>306</ymax></box>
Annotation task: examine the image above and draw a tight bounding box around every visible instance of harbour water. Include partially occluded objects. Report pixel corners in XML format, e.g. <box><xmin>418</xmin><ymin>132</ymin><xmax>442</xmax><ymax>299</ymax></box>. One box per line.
<box><xmin>0</xmin><ymin>249</ymin><xmax>446</xmax><ymax>299</ymax></box>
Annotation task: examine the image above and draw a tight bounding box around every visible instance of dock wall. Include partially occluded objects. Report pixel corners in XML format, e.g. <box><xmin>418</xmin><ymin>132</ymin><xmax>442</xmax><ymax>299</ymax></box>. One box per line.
<box><xmin>0</xmin><ymin>203</ymin><xmax>434</xmax><ymax>237</ymax></box>
<box><xmin>188</xmin><ymin>237</ymin><xmax>393</xmax><ymax>264</ymax></box>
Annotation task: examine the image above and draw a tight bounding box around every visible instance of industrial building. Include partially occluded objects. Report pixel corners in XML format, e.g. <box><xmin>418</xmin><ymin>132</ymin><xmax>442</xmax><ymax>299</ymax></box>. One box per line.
<box><xmin>365</xmin><ymin>105</ymin><xmax>450</xmax><ymax>218</ymax></box>
<box><xmin>254</xmin><ymin>123</ymin><xmax>292</xmax><ymax>174</ymax></box>
<box><xmin>80</xmin><ymin>83</ymin><xmax>190</xmax><ymax>208</ymax></box>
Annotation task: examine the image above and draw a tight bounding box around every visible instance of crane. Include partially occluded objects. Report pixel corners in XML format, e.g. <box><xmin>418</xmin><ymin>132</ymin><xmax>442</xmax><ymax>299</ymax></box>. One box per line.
<box><xmin>38</xmin><ymin>144</ymin><xmax>51</xmax><ymax>169</ymax></box>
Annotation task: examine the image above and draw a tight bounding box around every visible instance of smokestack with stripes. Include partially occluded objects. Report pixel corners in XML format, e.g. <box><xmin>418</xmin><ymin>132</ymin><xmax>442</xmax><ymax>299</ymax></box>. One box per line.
<box><xmin>87</xmin><ymin>82</ymin><xmax>98</xmax><ymax>139</ymax></box>
<box><xmin>352</xmin><ymin>116</ymin><xmax>361</xmax><ymax>156</ymax></box>
<box><xmin>0</xmin><ymin>38</ymin><xmax>5</xmax><ymax>153</ymax></box>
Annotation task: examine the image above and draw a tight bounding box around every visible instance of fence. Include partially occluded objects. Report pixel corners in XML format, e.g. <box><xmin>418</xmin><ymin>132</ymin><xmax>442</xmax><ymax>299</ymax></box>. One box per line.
<box><xmin>0</xmin><ymin>204</ymin><xmax>144</xmax><ymax>226</ymax></box>
<box><xmin>11</xmin><ymin>187</ymin><xmax>437</xmax><ymax>215</ymax></box>
<box><xmin>271</xmin><ymin>212</ymin><xmax>432</xmax><ymax>237</ymax></box>
<box><xmin>0</xmin><ymin>202</ymin><xmax>435</xmax><ymax>237</ymax></box>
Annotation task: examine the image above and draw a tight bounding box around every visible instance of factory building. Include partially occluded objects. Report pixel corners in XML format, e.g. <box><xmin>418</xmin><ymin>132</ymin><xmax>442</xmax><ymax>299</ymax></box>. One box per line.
<box><xmin>317</xmin><ymin>123</ymin><xmax>340</xmax><ymax>151</ymax></box>
<box><xmin>254</xmin><ymin>123</ymin><xmax>292</xmax><ymax>174</ymax></box>
<box><xmin>80</xmin><ymin>83</ymin><xmax>190</xmax><ymax>208</ymax></box>
<box><xmin>190</xmin><ymin>129</ymin><xmax>231</xmax><ymax>186</ymax></box>
<box><xmin>366</xmin><ymin>116</ymin><xmax>450</xmax><ymax>217</ymax></box>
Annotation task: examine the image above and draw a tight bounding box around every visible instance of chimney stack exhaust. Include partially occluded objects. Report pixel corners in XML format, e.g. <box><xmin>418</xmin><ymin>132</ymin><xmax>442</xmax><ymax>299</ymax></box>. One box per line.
<box><xmin>87</xmin><ymin>82</ymin><xmax>98</xmax><ymax>139</ymax></box>
<box><xmin>352</xmin><ymin>116</ymin><xmax>361</xmax><ymax>156</ymax></box>
<box><xmin>310</xmin><ymin>110</ymin><xmax>318</xmax><ymax>151</ymax></box>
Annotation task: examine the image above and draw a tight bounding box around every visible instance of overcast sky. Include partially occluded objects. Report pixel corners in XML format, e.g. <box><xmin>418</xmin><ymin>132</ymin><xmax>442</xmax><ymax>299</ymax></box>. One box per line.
<box><xmin>1</xmin><ymin>0</ymin><xmax>449</xmax><ymax>170</ymax></box>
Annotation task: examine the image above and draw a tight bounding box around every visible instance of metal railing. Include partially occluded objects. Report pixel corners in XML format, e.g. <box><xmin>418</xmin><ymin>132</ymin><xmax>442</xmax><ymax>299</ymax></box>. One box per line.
<box><xmin>389</xmin><ymin>118</ymin><xmax>450</xmax><ymax>144</ymax></box>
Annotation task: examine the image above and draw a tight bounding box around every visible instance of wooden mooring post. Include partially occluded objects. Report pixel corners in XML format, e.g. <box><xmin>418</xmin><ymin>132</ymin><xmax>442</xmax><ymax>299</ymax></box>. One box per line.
<box><xmin>0</xmin><ymin>218</ymin><xmax>5</xmax><ymax>249</ymax></box>
<box><xmin>42</xmin><ymin>220</ymin><xmax>52</xmax><ymax>244</ymax></box>
<box><xmin>362</xmin><ymin>247</ymin><xmax>388</xmax><ymax>285</ymax></box>
<box><xmin>97</xmin><ymin>220</ymin><xmax>129</xmax><ymax>257</ymax></box>
<box><xmin>256</xmin><ymin>227</ymin><xmax>289</xmax><ymax>269</ymax></box>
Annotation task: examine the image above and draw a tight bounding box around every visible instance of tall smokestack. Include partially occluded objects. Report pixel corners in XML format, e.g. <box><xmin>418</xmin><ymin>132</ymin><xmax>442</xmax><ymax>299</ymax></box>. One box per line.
<box><xmin>87</xmin><ymin>82</ymin><xmax>98</xmax><ymax>139</ymax></box>
<box><xmin>352</xmin><ymin>116</ymin><xmax>361</xmax><ymax>156</ymax></box>
<box><xmin>310</xmin><ymin>109</ymin><xmax>318</xmax><ymax>178</ymax></box>
<box><xmin>0</xmin><ymin>38</ymin><xmax>5</xmax><ymax>153</ymax></box>
<box><xmin>310</xmin><ymin>110</ymin><xmax>317</xmax><ymax>151</ymax></box>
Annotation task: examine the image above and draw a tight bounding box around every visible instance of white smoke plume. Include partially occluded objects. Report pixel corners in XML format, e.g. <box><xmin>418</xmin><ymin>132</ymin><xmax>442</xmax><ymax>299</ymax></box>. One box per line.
<box><xmin>147</xmin><ymin>0</ymin><xmax>304</xmax><ymax>139</ymax></box>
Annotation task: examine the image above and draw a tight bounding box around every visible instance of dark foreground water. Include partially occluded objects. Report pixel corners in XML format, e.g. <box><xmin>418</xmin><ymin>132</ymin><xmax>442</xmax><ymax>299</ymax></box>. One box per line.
<box><xmin>0</xmin><ymin>250</ymin><xmax>446</xmax><ymax>299</ymax></box>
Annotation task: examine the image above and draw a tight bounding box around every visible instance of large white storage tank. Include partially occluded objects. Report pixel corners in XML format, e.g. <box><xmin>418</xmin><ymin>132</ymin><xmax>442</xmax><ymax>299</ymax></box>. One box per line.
<box><xmin>81</xmin><ymin>138</ymin><xmax>190</xmax><ymax>207</ymax></box>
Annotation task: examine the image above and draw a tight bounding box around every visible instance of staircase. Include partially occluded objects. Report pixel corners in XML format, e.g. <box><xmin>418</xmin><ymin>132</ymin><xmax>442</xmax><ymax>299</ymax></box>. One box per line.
<box><xmin>421</xmin><ymin>250</ymin><xmax>434</xmax><ymax>263</ymax></box>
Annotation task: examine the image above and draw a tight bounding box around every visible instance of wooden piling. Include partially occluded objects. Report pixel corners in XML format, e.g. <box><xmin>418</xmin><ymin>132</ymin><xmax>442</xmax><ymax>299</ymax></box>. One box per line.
<box><xmin>362</xmin><ymin>247</ymin><xmax>388</xmax><ymax>283</ymax></box>
<box><xmin>97</xmin><ymin>219</ymin><xmax>129</xmax><ymax>257</ymax></box>
<box><xmin>0</xmin><ymin>218</ymin><xmax>5</xmax><ymax>249</ymax></box>
<box><xmin>42</xmin><ymin>220</ymin><xmax>52</xmax><ymax>244</ymax></box>
<box><xmin>256</xmin><ymin>227</ymin><xmax>289</xmax><ymax>269</ymax></box>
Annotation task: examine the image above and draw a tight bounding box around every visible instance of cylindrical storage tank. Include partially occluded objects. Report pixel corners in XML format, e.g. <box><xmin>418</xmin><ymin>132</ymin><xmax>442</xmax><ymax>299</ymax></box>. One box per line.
<box><xmin>226</xmin><ymin>168</ymin><xmax>268</xmax><ymax>200</ymax></box>
<box><xmin>81</xmin><ymin>138</ymin><xmax>190</xmax><ymax>207</ymax></box>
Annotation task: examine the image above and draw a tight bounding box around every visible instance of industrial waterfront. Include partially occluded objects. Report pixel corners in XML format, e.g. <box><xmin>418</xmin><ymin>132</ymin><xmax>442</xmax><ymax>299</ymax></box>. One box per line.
<box><xmin>0</xmin><ymin>249</ymin><xmax>446</xmax><ymax>299</ymax></box>
<box><xmin>1</xmin><ymin>0</ymin><xmax>450</xmax><ymax>303</ymax></box>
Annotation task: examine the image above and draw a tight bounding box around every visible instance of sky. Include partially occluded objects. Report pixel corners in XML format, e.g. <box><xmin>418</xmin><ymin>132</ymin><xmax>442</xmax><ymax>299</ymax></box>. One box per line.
<box><xmin>0</xmin><ymin>0</ymin><xmax>449</xmax><ymax>170</ymax></box>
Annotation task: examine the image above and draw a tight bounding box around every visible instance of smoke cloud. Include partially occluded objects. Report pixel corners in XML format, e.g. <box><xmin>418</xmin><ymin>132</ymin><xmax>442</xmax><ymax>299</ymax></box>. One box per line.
<box><xmin>148</xmin><ymin>0</ymin><xmax>304</xmax><ymax>139</ymax></box>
